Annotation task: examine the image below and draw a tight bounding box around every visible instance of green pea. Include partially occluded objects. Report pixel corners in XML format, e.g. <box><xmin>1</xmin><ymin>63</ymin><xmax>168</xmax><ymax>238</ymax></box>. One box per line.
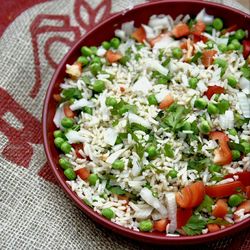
<box><xmin>102</xmin><ymin>41</ymin><xmax>111</xmax><ymax>50</ymax></box>
<box><xmin>93</xmin><ymin>80</ymin><xmax>105</xmax><ymax>93</ymax></box>
<box><xmin>231</xmin><ymin>39</ymin><xmax>241</xmax><ymax>50</ymax></box>
<box><xmin>59</xmin><ymin>158</ymin><xmax>71</xmax><ymax>170</ymax></box>
<box><xmin>194</xmin><ymin>98</ymin><xmax>207</xmax><ymax>110</ymax></box>
<box><xmin>227</xmin><ymin>43</ymin><xmax>235</xmax><ymax>51</ymax></box>
<box><xmin>61</xmin><ymin>142</ymin><xmax>72</xmax><ymax>154</ymax></box>
<box><xmin>164</xmin><ymin>144</ymin><xmax>174</xmax><ymax>158</ymax></box>
<box><xmin>101</xmin><ymin>208</ymin><xmax>115</xmax><ymax>220</ymax></box>
<box><xmin>119</xmin><ymin>55</ymin><xmax>130</xmax><ymax>65</ymax></box>
<box><xmin>90</xmin><ymin>46</ymin><xmax>97</xmax><ymax>55</ymax></box>
<box><xmin>77</xmin><ymin>56</ymin><xmax>89</xmax><ymax>65</ymax></box>
<box><xmin>92</xmin><ymin>56</ymin><xmax>101</xmax><ymax>64</ymax></box>
<box><xmin>117</xmin><ymin>106</ymin><xmax>129</xmax><ymax>116</ymax></box>
<box><xmin>64</xmin><ymin>168</ymin><xmax>76</xmax><ymax>180</ymax></box>
<box><xmin>54</xmin><ymin>130</ymin><xmax>64</xmax><ymax>138</ymax></box>
<box><xmin>228</xmin><ymin>128</ymin><xmax>237</xmax><ymax>136</ymax></box>
<box><xmin>54</xmin><ymin>137</ymin><xmax>65</xmax><ymax>149</ymax></box>
<box><xmin>206</xmin><ymin>40</ymin><xmax>214</xmax><ymax>49</ymax></box>
<box><xmin>228</xmin><ymin>194</ymin><xmax>244</xmax><ymax>207</ymax></box>
<box><xmin>241</xmin><ymin>141</ymin><xmax>250</xmax><ymax>154</ymax></box>
<box><xmin>182</xmin><ymin>121</ymin><xmax>191</xmax><ymax>131</ymax></box>
<box><xmin>105</xmin><ymin>97</ymin><xmax>117</xmax><ymax>107</ymax></box>
<box><xmin>146</xmin><ymin>145</ymin><xmax>158</xmax><ymax>160</ymax></box>
<box><xmin>112</xmin><ymin>160</ymin><xmax>125</xmax><ymax>171</ymax></box>
<box><xmin>139</xmin><ymin>220</ymin><xmax>153</xmax><ymax>232</ymax></box>
<box><xmin>172</xmin><ymin>47</ymin><xmax>183</xmax><ymax>59</ymax></box>
<box><xmin>207</xmin><ymin>103</ymin><xmax>219</xmax><ymax>115</ymax></box>
<box><xmin>235</xmin><ymin>29</ymin><xmax>245</xmax><ymax>40</ymax></box>
<box><xmin>217</xmin><ymin>99</ymin><xmax>230</xmax><ymax>114</ymax></box>
<box><xmin>61</xmin><ymin>117</ymin><xmax>74</xmax><ymax>128</ymax></box>
<box><xmin>199</xmin><ymin>120</ymin><xmax>211</xmax><ymax>134</ymax></box>
<box><xmin>212</xmin><ymin>18</ymin><xmax>223</xmax><ymax>31</ymax></box>
<box><xmin>188</xmin><ymin>77</ymin><xmax>198</xmax><ymax>89</ymax></box>
<box><xmin>218</xmin><ymin>44</ymin><xmax>227</xmax><ymax>53</ymax></box>
<box><xmin>90</xmin><ymin>62</ymin><xmax>101</xmax><ymax>75</ymax></box>
<box><xmin>81</xmin><ymin>46</ymin><xmax>92</xmax><ymax>56</ymax></box>
<box><xmin>82</xmin><ymin>75</ymin><xmax>91</xmax><ymax>85</ymax></box>
<box><xmin>110</xmin><ymin>37</ymin><xmax>120</xmax><ymax>49</ymax></box>
<box><xmin>227</xmin><ymin>76</ymin><xmax>237</xmax><ymax>88</ymax></box>
<box><xmin>209</xmin><ymin>164</ymin><xmax>221</xmax><ymax>173</ymax></box>
<box><xmin>167</xmin><ymin>169</ymin><xmax>177</xmax><ymax>178</ymax></box>
<box><xmin>147</xmin><ymin>94</ymin><xmax>158</xmax><ymax>106</ymax></box>
<box><xmin>232</xmin><ymin>150</ymin><xmax>241</xmax><ymax>161</ymax></box>
<box><xmin>82</xmin><ymin>106</ymin><xmax>93</xmax><ymax>115</ymax></box>
<box><xmin>88</xmin><ymin>174</ymin><xmax>98</xmax><ymax>186</ymax></box>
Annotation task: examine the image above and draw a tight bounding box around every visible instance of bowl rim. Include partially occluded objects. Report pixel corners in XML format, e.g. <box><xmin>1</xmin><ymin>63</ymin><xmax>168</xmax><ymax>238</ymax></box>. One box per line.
<box><xmin>43</xmin><ymin>0</ymin><xmax>250</xmax><ymax>245</ymax></box>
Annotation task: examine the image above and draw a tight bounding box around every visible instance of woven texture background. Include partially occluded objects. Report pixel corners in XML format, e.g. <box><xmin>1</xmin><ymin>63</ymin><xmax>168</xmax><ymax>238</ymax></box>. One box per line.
<box><xmin>0</xmin><ymin>0</ymin><xmax>249</xmax><ymax>249</ymax></box>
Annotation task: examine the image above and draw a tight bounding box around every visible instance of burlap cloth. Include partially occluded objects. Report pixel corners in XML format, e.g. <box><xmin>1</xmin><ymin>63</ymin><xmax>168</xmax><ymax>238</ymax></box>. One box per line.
<box><xmin>0</xmin><ymin>0</ymin><xmax>249</xmax><ymax>249</ymax></box>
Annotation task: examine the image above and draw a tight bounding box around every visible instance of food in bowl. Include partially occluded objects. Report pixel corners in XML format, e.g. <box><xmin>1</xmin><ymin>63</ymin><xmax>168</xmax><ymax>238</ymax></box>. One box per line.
<box><xmin>52</xmin><ymin>8</ymin><xmax>250</xmax><ymax>236</ymax></box>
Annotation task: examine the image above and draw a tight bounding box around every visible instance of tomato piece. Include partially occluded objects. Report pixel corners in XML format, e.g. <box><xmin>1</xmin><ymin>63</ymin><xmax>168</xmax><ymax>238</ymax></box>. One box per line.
<box><xmin>243</xmin><ymin>40</ymin><xmax>250</xmax><ymax>59</ymax></box>
<box><xmin>201</xmin><ymin>50</ymin><xmax>217</xmax><ymax>68</ymax></box>
<box><xmin>177</xmin><ymin>208</ymin><xmax>193</xmax><ymax>228</ymax></box>
<box><xmin>221</xmin><ymin>24</ymin><xmax>237</xmax><ymax>35</ymax></box>
<box><xmin>75</xmin><ymin>168</ymin><xmax>90</xmax><ymax>180</ymax></box>
<box><xmin>150</xmin><ymin>33</ymin><xmax>169</xmax><ymax>47</ymax></box>
<box><xmin>191</xmin><ymin>20</ymin><xmax>206</xmax><ymax>36</ymax></box>
<box><xmin>193</xmin><ymin>34</ymin><xmax>208</xmax><ymax>43</ymax></box>
<box><xmin>153</xmin><ymin>218</ymin><xmax>169</xmax><ymax>232</ymax></box>
<box><xmin>189</xmin><ymin>181</ymin><xmax>205</xmax><ymax>207</ymax></box>
<box><xmin>246</xmin><ymin>186</ymin><xmax>250</xmax><ymax>199</ymax></box>
<box><xmin>63</xmin><ymin>103</ymin><xmax>75</xmax><ymax>118</ymax></box>
<box><xmin>105</xmin><ymin>50</ymin><xmax>122</xmax><ymax>63</ymax></box>
<box><xmin>172</xmin><ymin>23</ymin><xmax>190</xmax><ymax>38</ymax></box>
<box><xmin>176</xmin><ymin>186</ymin><xmax>192</xmax><ymax>208</ymax></box>
<box><xmin>72</xmin><ymin>143</ymin><xmax>84</xmax><ymax>159</ymax></box>
<box><xmin>212</xmin><ymin>199</ymin><xmax>228</xmax><ymax>218</ymax></box>
<box><xmin>237</xmin><ymin>200</ymin><xmax>250</xmax><ymax>213</ymax></box>
<box><xmin>117</xmin><ymin>195</ymin><xmax>129</xmax><ymax>204</ymax></box>
<box><xmin>131</xmin><ymin>26</ymin><xmax>146</xmax><ymax>43</ymax></box>
<box><xmin>225</xmin><ymin>172</ymin><xmax>250</xmax><ymax>187</ymax></box>
<box><xmin>53</xmin><ymin>94</ymin><xmax>62</xmax><ymax>102</ymax></box>
<box><xmin>209</xmin><ymin>131</ymin><xmax>229</xmax><ymax>142</ymax></box>
<box><xmin>205</xmin><ymin>181</ymin><xmax>244</xmax><ymax>198</ymax></box>
<box><xmin>207</xmin><ymin>224</ymin><xmax>220</xmax><ymax>233</ymax></box>
<box><xmin>204</xmin><ymin>86</ymin><xmax>225</xmax><ymax>100</ymax></box>
<box><xmin>159</xmin><ymin>95</ymin><xmax>174</xmax><ymax>110</ymax></box>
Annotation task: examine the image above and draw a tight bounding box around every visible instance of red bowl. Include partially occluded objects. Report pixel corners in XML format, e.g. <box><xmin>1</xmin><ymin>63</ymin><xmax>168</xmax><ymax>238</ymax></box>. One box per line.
<box><xmin>43</xmin><ymin>0</ymin><xmax>250</xmax><ymax>245</ymax></box>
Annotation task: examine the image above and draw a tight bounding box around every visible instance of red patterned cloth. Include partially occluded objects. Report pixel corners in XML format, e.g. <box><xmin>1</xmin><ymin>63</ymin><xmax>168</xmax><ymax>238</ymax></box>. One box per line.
<box><xmin>0</xmin><ymin>1</ymin><xmax>249</xmax><ymax>249</ymax></box>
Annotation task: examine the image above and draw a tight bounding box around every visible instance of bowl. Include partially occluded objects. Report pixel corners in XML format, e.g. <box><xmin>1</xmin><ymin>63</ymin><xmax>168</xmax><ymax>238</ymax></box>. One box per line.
<box><xmin>43</xmin><ymin>0</ymin><xmax>250</xmax><ymax>245</ymax></box>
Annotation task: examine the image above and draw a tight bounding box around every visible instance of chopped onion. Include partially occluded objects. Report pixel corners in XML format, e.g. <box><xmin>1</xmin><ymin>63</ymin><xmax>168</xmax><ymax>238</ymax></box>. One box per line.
<box><xmin>132</xmin><ymin>76</ymin><xmax>152</xmax><ymax>95</ymax></box>
<box><xmin>153</xmin><ymin>35</ymin><xmax>179</xmax><ymax>50</ymax></box>
<box><xmin>132</xmin><ymin>203</ymin><xmax>154</xmax><ymax>219</ymax></box>
<box><xmin>128</xmin><ymin>113</ymin><xmax>151</xmax><ymax>129</ymax></box>
<box><xmin>103</xmin><ymin>128</ymin><xmax>118</xmax><ymax>146</ymax></box>
<box><xmin>196</xmin><ymin>8</ymin><xmax>214</xmax><ymax>24</ymax></box>
<box><xmin>238</xmin><ymin>92</ymin><xmax>250</xmax><ymax>118</ymax></box>
<box><xmin>131</xmin><ymin>157</ymin><xmax>141</xmax><ymax>177</ymax></box>
<box><xmin>70</xmin><ymin>98</ymin><xmax>94</xmax><ymax>111</ymax></box>
<box><xmin>165</xmin><ymin>192</ymin><xmax>177</xmax><ymax>233</ymax></box>
<box><xmin>106</xmin><ymin>148</ymin><xmax>126</xmax><ymax>164</ymax></box>
<box><xmin>121</xmin><ymin>21</ymin><xmax>134</xmax><ymax>36</ymax></box>
<box><xmin>65</xmin><ymin>130</ymin><xmax>85</xmax><ymax>144</ymax></box>
<box><xmin>219</xmin><ymin>110</ymin><xmax>234</xmax><ymax>129</ymax></box>
<box><xmin>142</xmin><ymin>24</ymin><xmax>156</xmax><ymax>40</ymax></box>
<box><xmin>215</xmin><ymin>37</ymin><xmax>228</xmax><ymax>45</ymax></box>
<box><xmin>140</xmin><ymin>188</ymin><xmax>168</xmax><ymax>217</ymax></box>
<box><xmin>97</xmin><ymin>47</ymin><xmax>107</xmax><ymax>57</ymax></box>
<box><xmin>239</xmin><ymin>77</ymin><xmax>250</xmax><ymax>95</ymax></box>
<box><xmin>53</xmin><ymin>104</ymin><xmax>65</xmax><ymax>129</ymax></box>
<box><xmin>145</xmin><ymin>59</ymin><xmax>169</xmax><ymax>76</ymax></box>
<box><xmin>155</xmin><ymin>90</ymin><xmax>170</xmax><ymax>103</ymax></box>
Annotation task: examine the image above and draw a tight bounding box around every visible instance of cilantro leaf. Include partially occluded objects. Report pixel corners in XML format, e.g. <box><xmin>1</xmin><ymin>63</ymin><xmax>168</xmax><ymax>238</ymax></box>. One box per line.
<box><xmin>195</xmin><ymin>195</ymin><xmax>214</xmax><ymax>213</ymax></box>
<box><xmin>110</xmin><ymin>186</ymin><xmax>126</xmax><ymax>195</ymax></box>
<box><xmin>207</xmin><ymin>218</ymin><xmax>230</xmax><ymax>226</ymax></box>
<box><xmin>182</xmin><ymin>215</ymin><xmax>207</xmax><ymax>235</ymax></box>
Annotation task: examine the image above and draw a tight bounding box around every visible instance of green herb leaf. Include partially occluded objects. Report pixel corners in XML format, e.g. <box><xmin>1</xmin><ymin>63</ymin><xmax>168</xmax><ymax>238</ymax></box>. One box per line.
<box><xmin>195</xmin><ymin>195</ymin><xmax>214</xmax><ymax>213</ymax></box>
<box><xmin>164</xmin><ymin>144</ymin><xmax>174</xmax><ymax>158</ymax></box>
<box><xmin>182</xmin><ymin>215</ymin><xmax>207</xmax><ymax>235</ymax></box>
<box><xmin>62</xmin><ymin>88</ymin><xmax>82</xmax><ymax>100</ymax></box>
<box><xmin>83</xmin><ymin>198</ymin><xmax>93</xmax><ymax>208</ymax></box>
<box><xmin>207</xmin><ymin>218</ymin><xmax>230</xmax><ymax>226</ymax></box>
<box><xmin>110</xmin><ymin>186</ymin><xmax>126</xmax><ymax>195</ymax></box>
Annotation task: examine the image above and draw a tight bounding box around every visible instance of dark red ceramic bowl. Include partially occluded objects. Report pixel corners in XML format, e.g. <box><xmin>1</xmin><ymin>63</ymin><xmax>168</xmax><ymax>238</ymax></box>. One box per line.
<box><xmin>43</xmin><ymin>0</ymin><xmax>250</xmax><ymax>245</ymax></box>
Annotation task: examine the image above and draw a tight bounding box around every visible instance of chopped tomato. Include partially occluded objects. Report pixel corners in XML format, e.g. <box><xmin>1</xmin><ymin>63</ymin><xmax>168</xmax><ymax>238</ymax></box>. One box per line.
<box><xmin>205</xmin><ymin>181</ymin><xmax>244</xmax><ymax>198</ymax></box>
<box><xmin>176</xmin><ymin>181</ymin><xmax>204</xmax><ymax>208</ymax></box>
<box><xmin>209</xmin><ymin>131</ymin><xmax>232</xmax><ymax>166</ymax></box>
<box><xmin>212</xmin><ymin>199</ymin><xmax>228</xmax><ymax>218</ymax></box>
<box><xmin>172</xmin><ymin>23</ymin><xmax>190</xmax><ymax>38</ymax></box>
<box><xmin>75</xmin><ymin>168</ymin><xmax>90</xmax><ymax>180</ymax></box>
<box><xmin>106</xmin><ymin>50</ymin><xmax>122</xmax><ymax>63</ymax></box>
<box><xmin>204</xmin><ymin>86</ymin><xmax>225</xmax><ymax>100</ymax></box>
<box><xmin>53</xmin><ymin>94</ymin><xmax>62</xmax><ymax>102</ymax></box>
<box><xmin>150</xmin><ymin>33</ymin><xmax>169</xmax><ymax>47</ymax></box>
<box><xmin>131</xmin><ymin>26</ymin><xmax>146</xmax><ymax>43</ymax></box>
<box><xmin>180</xmin><ymin>40</ymin><xmax>188</xmax><ymax>50</ymax></box>
<box><xmin>72</xmin><ymin>143</ymin><xmax>84</xmax><ymax>159</ymax></box>
<box><xmin>153</xmin><ymin>218</ymin><xmax>169</xmax><ymax>232</ymax></box>
<box><xmin>117</xmin><ymin>195</ymin><xmax>129</xmax><ymax>203</ymax></box>
<box><xmin>193</xmin><ymin>34</ymin><xmax>208</xmax><ymax>43</ymax></box>
<box><xmin>191</xmin><ymin>20</ymin><xmax>206</xmax><ymax>36</ymax></box>
<box><xmin>177</xmin><ymin>208</ymin><xmax>192</xmax><ymax>228</ymax></box>
<box><xmin>120</xmin><ymin>85</ymin><xmax>125</xmax><ymax>92</ymax></box>
<box><xmin>159</xmin><ymin>95</ymin><xmax>174</xmax><ymax>110</ymax></box>
<box><xmin>237</xmin><ymin>200</ymin><xmax>250</xmax><ymax>213</ymax></box>
<box><xmin>63</xmin><ymin>103</ymin><xmax>75</xmax><ymax>118</ymax></box>
<box><xmin>221</xmin><ymin>24</ymin><xmax>237</xmax><ymax>35</ymax></box>
<box><xmin>201</xmin><ymin>50</ymin><xmax>217</xmax><ymax>68</ymax></box>
<box><xmin>225</xmin><ymin>172</ymin><xmax>250</xmax><ymax>187</ymax></box>
<box><xmin>243</xmin><ymin>40</ymin><xmax>250</xmax><ymax>59</ymax></box>
<box><xmin>207</xmin><ymin>224</ymin><xmax>220</xmax><ymax>233</ymax></box>
<box><xmin>246</xmin><ymin>186</ymin><xmax>250</xmax><ymax>199</ymax></box>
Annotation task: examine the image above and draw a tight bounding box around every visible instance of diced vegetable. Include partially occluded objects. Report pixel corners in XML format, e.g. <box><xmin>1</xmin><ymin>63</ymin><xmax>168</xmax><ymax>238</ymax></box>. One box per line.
<box><xmin>212</xmin><ymin>199</ymin><xmax>228</xmax><ymax>218</ymax></box>
<box><xmin>172</xmin><ymin>23</ymin><xmax>190</xmax><ymax>38</ymax></box>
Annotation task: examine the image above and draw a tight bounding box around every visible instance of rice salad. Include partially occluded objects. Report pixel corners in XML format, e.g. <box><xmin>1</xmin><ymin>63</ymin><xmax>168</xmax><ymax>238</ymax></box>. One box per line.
<box><xmin>52</xmin><ymin>9</ymin><xmax>250</xmax><ymax>236</ymax></box>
